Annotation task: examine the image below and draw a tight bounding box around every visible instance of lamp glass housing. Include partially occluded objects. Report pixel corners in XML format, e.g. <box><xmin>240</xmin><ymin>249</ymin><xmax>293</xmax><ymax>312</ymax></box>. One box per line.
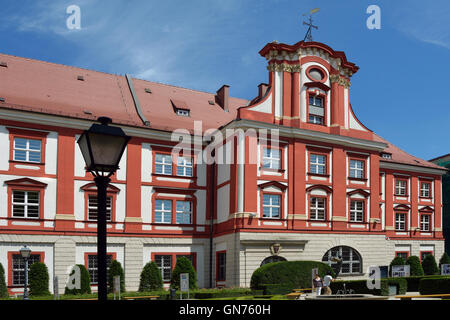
<box><xmin>20</xmin><ymin>246</ymin><xmax>31</xmax><ymax>259</ymax></box>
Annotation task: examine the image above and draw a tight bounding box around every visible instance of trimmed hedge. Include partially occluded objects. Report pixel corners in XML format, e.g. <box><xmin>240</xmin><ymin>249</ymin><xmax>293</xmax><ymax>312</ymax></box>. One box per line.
<box><xmin>108</xmin><ymin>260</ymin><xmax>125</xmax><ymax>293</ymax></box>
<box><xmin>406</xmin><ymin>256</ymin><xmax>424</xmax><ymax>276</ymax></box>
<box><xmin>389</xmin><ymin>256</ymin><xmax>406</xmax><ymax>276</ymax></box>
<box><xmin>422</xmin><ymin>255</ymin><xmax>439</xmax><ymax>276</ymax></box>
<box><xmin>29</xmin><ymin>262</ymin><xmax>51</xmax><ymax>296</ymax></box>
<box><xmin>330</xmin><ymin>278</ymin><xmax>407</xmax><ymax>296</ymax></box>
<box><xmin>170</xmin><ymin>257</ymin><xmax>198</xmax><ymax>290</ymax></box>
<box><xmin>139</xmin><ymin>262</ymin><xmax>163</xmax><ymax>292</ymax></box>
<box><xmin>65</xmin><ymin>264</ymin><xmax>91</xmax><ymax>295</ymax></box>
<box><xmin>194</xmin><ymin>288</ymin><xmax>263</xmax><ymax>299</ymax></box>
<box><xmin>250</xmin><ymin>260</ymin><xmax>335</xmax><ymax>294</ymax></box>
<box><xmin>419</xmin><ymin>276</ymin><xmax>450</xmax><ymax>294</ymax></box>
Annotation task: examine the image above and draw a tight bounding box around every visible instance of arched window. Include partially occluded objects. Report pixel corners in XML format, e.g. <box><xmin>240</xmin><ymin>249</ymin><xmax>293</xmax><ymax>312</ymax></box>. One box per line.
<box><xmin>260</xmin><ymin>256</ymin><xmax>287</xmax><ymax>267</ymax></box>
<box><xmin>322</xmin><ymin>246</ymin><xmax>362</xmax><ymax>275</ymax></box>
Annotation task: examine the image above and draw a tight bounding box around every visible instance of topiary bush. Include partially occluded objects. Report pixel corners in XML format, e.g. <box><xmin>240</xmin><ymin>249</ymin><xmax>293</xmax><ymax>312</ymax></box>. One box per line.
<box><xmin>422</xmin><ymin>254</ymin><xmax>439</xmax><ymax>275</ymax></box>
<box><xmin>419</xmin><ymin>276</ymin><xmax>450</xmax><ymax>294</ymax></box>
<box><xmin>29</xmin><ymin>262</ymin><xmax>51</xmax><ymax>296</ymax></box>
<box><xmin>330</xmin><ymin>278</ymin><xmax>407</xmax><ymax>296</ymax></box>
<box><xmin>64</xmin><ymin>264</ymin><xmax>91</xmax><ymax>295</ymax></box>
<box><xmin>406</xmin><ymin>256</ymin><xmax>424</xmax><ymax>276</ymax></box>
<box><xmin>439</xmin><ymin>252</ymin><xmax>450</xmax><ymax>273</ymax></box>
<box><xmin>139</xmin><ymin>262</ymin><xmax>163</xmax><ymax>292</ymax></box>
<box><xmin>107</xmin><ymin>260</ymin><xmax>125</xmax><ymax>293</ymax></box>
<box><xmin>170</xmin><ymin>257</ymin><xmax>198</xmax><ymax>290</ymax></box>
<box><xmin>250</xmin><ymin>260</ymin><xmax>335</xmax><ymax>293</ymax></box>
<box><xmin>389</xmin><ymin>256</ymin><xmax>406</xmax><ymax>276</ymax></box>
<box><xmin>0</xmin><ymin>263</ymin><xmax>8</xmax><ymax>298</ymax></box>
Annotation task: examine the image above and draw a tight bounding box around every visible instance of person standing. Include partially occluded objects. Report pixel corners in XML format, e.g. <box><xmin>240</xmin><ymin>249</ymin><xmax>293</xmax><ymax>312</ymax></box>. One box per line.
<box><xmin>312</xmin><ymin>274</ymin><xmax>323</xmax><ymax>296</ymax></box>
<box><xmin>322</xmin><ymin>271</ymin><xmax>334</xmax><ymax>295</ymax></box>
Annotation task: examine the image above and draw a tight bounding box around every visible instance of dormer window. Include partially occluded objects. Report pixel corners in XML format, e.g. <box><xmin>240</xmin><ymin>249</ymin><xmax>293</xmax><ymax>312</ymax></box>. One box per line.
<box><xmin>176</xmin><ymin>109</ymin><xmax>190</xmax><ymax>117</ymax></box>
<box><xmin>308</xmin><ymin>95</ymin><xmax>324</xmax><ymax>125</ymax></box>
<box><xmin>381</xmin><ymin>153</ymin><xmax>392</xmax><ymax>160</ymax></box>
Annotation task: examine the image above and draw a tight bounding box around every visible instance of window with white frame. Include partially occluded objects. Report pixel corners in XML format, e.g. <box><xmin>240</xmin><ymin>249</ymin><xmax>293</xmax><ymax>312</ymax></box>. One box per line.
<box><xmin>310</xmin><ymin>197</ymin><xmax>326</xmax><ymax>220</ymax></box>
<box><xmin>88</xmin><ymin>195</ymin><xmax>112</xmax><ymax>221</ymax></box>
<box><xmin>395</xmin><ymin>179</ymin><xmax>407</xmax><ymax>196</ymax></box>
<box><xmin>420</xmin><ymin>182</ymin><xmax>431</xmax><ymax>198</ymax></box>
<box><xmin>308</xmin><ymin>95</ymin><xmax>324</xmax><ymax>125</ymax></box>
<box><xmin>13</xmin><ymin>137</ymin><xmax>42</xmax><ymax>163</ymax></box>
<box><xmin>176</xmin><ymin>156</ymin><xmax>193</xmax><ymax>177</ymax></box>
<box><xmin>322</xmin><ymin>246</ymin><xmax>362</xmax><ymax>275</ymax></box>
<box><xmin>154</xmin><ymin>199</ymin><xmax>172</xmax><ymax>223</ymax></box>
<box><xmin>12</xmin><ymin>254</ymin><xmax>41</xmax><ymax>285</ymax></box>
<box><xmin>395</xmin><ymin>213</ymin><xmax>406</xmax><ymax>231</ymax></box>
<box><xmin>349</xmin><ymin>159</ymin><xmax>364</xmax><ymax>179</ymax></box>
<box><xmin>155</xmin><ymin>153</ymin><xmax>172</xmax><ymax>175</ymax></box>
<box><xmin>262</xmin><ymin>194</ymin><xmax>281</xmax><ymax>218</ymax></box>
<box><xmin>349</xmin><ymin>200</ymin><xmax>364</xmax><ymax>222</ymax></box>
<box><xmin>12</xmin><ymin>190</ymin><xmax>40</xmax><ymax>218</ymax></box>
<box><xmin>309</xmin><ymin>154</ymin><xmax>326</xmax><ymax>175</ymax></box>
<box><xmin>420</xmin><ymin>215</ymin><xmax>430</xmax><ymax>232</ymax></box>
<box><xmin>154</xmin><ymin>255</ymin><xmax>172</xmax><ymax>281</ymax></box>
<box><xmin>262</xmin><ymin>148</ymin><xmax>281</xmax><ymax>170</ymax></box>
<box><xmin>176</xmin><ymin>200</ymin><xmax>192</xmax><ymax>224</ymax></box>
<box><xmin>87</xmin><ymin>254</ymin><xmax>113</xmax><ymax>284</ymax></box>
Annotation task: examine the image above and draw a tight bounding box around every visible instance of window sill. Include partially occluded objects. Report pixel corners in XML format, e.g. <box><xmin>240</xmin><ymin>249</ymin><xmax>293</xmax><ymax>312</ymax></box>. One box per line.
<box><xmin>152</xmin><ymin>173</ymin><xmax>196</xmax><ymax>179</ymax></box>
<box><xmin>308</xmin><ymin>172</ymin><xmax>329</xmax><ymax>178</ymax></box>
<box><xmin>348</xmin><ymin>177</ymin><xmax>367</xmax><ymax>182</ymax></box>
<box><xmin>419</xmin><ymin>196</ymin><xmax>432</xmax><ymax>200</ymax></box>
<box><xmin>394</xmin><ymin>194</ymin><xmax>409</xmax><ymax>197</ymax></box>
<box><xmin>260</xmin><ymin>168</ymin><xmax>285</xmax><ymax>173</ymax></box>
<box><xmin>9</xmin><ymin>160</ymin><xmax>45</xmax><ymax>166</ymax></box>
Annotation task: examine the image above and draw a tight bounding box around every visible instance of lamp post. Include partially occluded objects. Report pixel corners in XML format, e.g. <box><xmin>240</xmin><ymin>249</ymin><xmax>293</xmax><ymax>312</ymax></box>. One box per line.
<box><xmin>20</xmin><ymin>245</ymin><xmax>31</xmax><ymax>300</ymax></box>
<box><xmin>77</xmin><ymin>117</ymin><xmax>130</xmax><ymax>301</ymax></box>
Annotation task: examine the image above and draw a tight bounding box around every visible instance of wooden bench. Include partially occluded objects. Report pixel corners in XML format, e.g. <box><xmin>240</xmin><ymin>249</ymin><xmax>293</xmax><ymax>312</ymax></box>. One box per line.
<box><xmin>122</xmin><ymin>295</ymin><xmax>160</xmax><ymax>300</ymax></box>
<box><xmin>293</xmin><ymin>288</ymin><xmax>312</xmax><ymax>293</ymax></box>
<box><xmin>395</xmin><ymin>293</ymin><xmax>450</xmax><ymax>300</ymax></box>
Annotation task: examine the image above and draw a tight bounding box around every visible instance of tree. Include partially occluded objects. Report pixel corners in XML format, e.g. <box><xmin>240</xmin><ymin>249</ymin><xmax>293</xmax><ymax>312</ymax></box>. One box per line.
<box><xmin>64</xmin><ymin>264</ymin><xmax>91</xmax><ymax>295</ymax></box>
<box><xmin>422</xmin><ymin>254</ymin><xmax>439</xmax><ymax>276</ymax></box>
<box><xmin>389</xmin><ymin>256</ymin><xmax>406</xmax><ymax>276</ymax></box>
<box><xmin>406</xmin><ymin>256</ymin><xmax>424</xmax><ymax>276</ymax></box>
<box><xmin>107</xmin><ymin>260</ymin><xmax>125</xmax><ymax>293</ymax></box>
<box><xmin>29</xmin><ymin>262</ymin><xmax>51</xmax><ymax>296</ymax></box>
<box><xmin>170</xmin><ymin>257</ymin><xmax>197</xmax><ymax>290</ymax></box>
<box><xmin>439</xmin><ymin>252</ymin><xmax>450</xmax><ymax>273</ymax></box>
<box><xmin>0</xmin><ymin>263</ymin><xmax>8</xmax><ymax>298</ymax></box>
<box><xmin>138</xmin><ymin>262</ymin><xmax>163</xmax><ymax>292</ymax></box>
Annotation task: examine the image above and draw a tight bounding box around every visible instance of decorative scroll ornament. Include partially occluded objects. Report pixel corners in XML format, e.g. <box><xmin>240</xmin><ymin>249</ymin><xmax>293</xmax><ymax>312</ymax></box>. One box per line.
<box><xmin>329</xmin><ymin>74</ymin><xmax>351</xmax><ymax>88</ymax></box>
<box><xmin>267</xmin><ymin>63</ymin><xmax>302</xmax><ymax>73</ymax></box>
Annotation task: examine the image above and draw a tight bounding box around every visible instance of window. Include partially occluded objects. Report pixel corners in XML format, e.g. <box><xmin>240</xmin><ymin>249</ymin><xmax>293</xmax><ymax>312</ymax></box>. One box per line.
<box><xmin>421</xmin><ymin>252</ymin><xmax>433</xmax><ymax>262</ymax></box>
<box><xmin>11</xmin><ymin>254</ymin><xmax>41</xmax><ymax>286</ymax></box>
<box><xmin>395</xmin><ymin>213</ymin><xmax>406</xmax><ymax>231</ymax></box>
<box><xmin>13</xmin><ymin>137</ymin><xmax>41</xmax><ymax>163</ymax></box>
<box><xmin>420</xmin><ymin>182</ymin><xmax>431</xmax><ymax>198</ymax></box>
<box><xmin>154</xmin><ymin>254</ymin><xmax>196</xmax><ymax>282</ymax></box>
<box><xmin>260</xmin><ymin>255</ymin><xmax>287</xmax><ymax>267</ymax></box>
<box><xmin>308</xmin><ymin>95</ymin><xmax>324</xmax><ymax>125</ymax></box>
<box><xmin>262</xmin><ymin>148</ymin><xmax>281</xmax><ymax>170</ymax></box>
<box><xmin>176</xmin><ymin>156</ymin><xmax>193</xmax><ymax>177</ymax></box>
<box><xmin>349</xmin><ymin>159</ymin><xmax>364</xmax><ymax>179</ymax></box>
<box><xmin>349</xmin><ymin>200</ymin><xmax>364</xmax><ymax>222</ymax></box>
<box><xmin>310</xmin><ymin>197</ymin><xmax>326</xmax><ymax>220</ymax></box>
<box><xmin>310</xmin><ymin>154</ymin><xmax>326</xmax><ymax>175</ymax></box>
<box><xmin>322</xmin><ymin>246</ymin><xmax>362</xmax><ymax>275</ymax></box>
<box><xmin>176</xmin><ymin>109</ymin><xmax>190</xmax><ymax>117</ymax></box>
<box><xmin>395</xmin><ymin>252</ymin><xmax>409</xmax><ymax>261</ymax></box>
<box><xmin>176</xmin><ymin>201</ymin><xmax>192</xmax><ymax>224</ymax></box>
<box><xmin>155</xmin><ymin>200</ymin><xmax>172</xmax><ymax>223</ymax></box>
<box><xmin>262</xmin><ymin>194</ymin><xmax>281</xmax><ymax>218</ymax></box>
<box><xmin>87</xmin><ymin>195</ymin><xmax>112</xmax><ymax>221</ymax></box>
<box><xmin>395</xmin><ymin>179</ymin><xmax>408</xmax><ymax>196</ymax></box>
<box><xmin>12</xmin><ymin>190</ymin><xmax>40</xmax><ymax>218</ymax></box>
<box><xmin>87</xmin><ymin>254</ymin><xmax>113</xmax><ymax>284</ymax></box>
<box><xmin>217</xmin><ymin>252</ymin><xmax>226</xmax><ymax>281</ymax></box>
<box><xmin>381</xmin><ymin>153</ymin><xmax>392</xmax><ymax>159</ymax></box>
<box><xmin>420</xmin><ymin>215</ymin><xmax>431</xmax><ymax>232</ymax></box>
<box><xmin>155</xmin><ymin>153</ymin><xmax>172</xmax><ymax>175</ymax></box>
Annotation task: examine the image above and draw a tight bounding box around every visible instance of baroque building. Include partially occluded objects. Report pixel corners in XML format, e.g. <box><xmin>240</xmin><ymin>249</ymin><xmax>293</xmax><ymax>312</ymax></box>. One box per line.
<box><xmin>0</xmin><ymin>39</ymin><xmax>446</xmax><ymax>295</ymax></box>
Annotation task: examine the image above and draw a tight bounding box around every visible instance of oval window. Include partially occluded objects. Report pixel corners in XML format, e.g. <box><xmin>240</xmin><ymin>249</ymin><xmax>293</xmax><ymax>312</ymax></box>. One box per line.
<box><xmin>308</xmin><ymin>68</ymin><xmax>324</xmax><ymax>81</ymax></box>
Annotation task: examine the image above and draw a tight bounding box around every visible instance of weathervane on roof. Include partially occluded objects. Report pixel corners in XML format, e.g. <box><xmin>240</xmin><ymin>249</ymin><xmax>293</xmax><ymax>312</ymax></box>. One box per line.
<box><xmin>302</xmin><ymin>8</ymin><xmax>320</xmax><ymax>42</ymax></box>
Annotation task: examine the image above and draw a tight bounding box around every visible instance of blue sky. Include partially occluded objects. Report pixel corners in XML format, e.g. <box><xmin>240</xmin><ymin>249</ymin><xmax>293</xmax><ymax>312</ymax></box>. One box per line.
<box><xmin>1</xmin><ymin>0</ymin><xmax>449</xmax><ymax>161</ymax></box>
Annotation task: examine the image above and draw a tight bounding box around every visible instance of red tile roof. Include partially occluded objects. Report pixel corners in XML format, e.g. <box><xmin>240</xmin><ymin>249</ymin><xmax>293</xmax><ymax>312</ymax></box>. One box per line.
<box><xmin>0</xmin><ymin>52</ymin><xmax>444</xmax><ymax>171</ymax></box>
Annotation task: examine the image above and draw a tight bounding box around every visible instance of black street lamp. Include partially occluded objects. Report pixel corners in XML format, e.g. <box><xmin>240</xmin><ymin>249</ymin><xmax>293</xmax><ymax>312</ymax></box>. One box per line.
<box><xmin>20</xmin><ymin>245</ymin><xmax>31</xmax><ymax>300</ymax></box>
<box><xmin>77</xmin><ymin>117</ymin><xmax>130</xmax><ymax>300</ymax></box>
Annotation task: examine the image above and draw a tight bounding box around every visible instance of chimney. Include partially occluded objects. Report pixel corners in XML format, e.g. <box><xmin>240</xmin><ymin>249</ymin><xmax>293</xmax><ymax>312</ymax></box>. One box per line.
<box><xmin>258</xmin><ymin>83</ymin><xmax>269</xmax><ymax>99</ymax></box>
<box><xmin>215</xmin><ymin>85</ymin><xmax>229</xmax><ymax>112</ymax></box>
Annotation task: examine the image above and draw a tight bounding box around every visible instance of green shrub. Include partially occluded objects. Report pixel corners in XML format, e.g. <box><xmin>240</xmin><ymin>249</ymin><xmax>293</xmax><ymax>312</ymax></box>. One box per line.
<box><xmin>64</xmin><ymin>264</ymin><xmax>91</xmax><ymax>295</ymax></box>
<box><xmin>170</xmin><ymin>257</ymin><xmax>198</xmax><ymax>290</ymax></box>
<box><xmin>107</xmin><ymin>260</ymin><xmax>125</xmax><ymax>293</ymax></box>
<box><xmin>330</xmin><ymin>278</ymin><xmax>407</xmax><ymax>296</ymax></box>
<box><xmin>0</xmin><ymin>263</ymin><xmax>8</xmax><ymax>298</ymax></box>
<box><xmin>422</xmin><ymin>255</ymin><xmax>439</xmax><ymax>275</ymax></box>
<box><xmin>194</xmin><ymin>288</ymin><xmax>261</xmax><ymax>299</ymax></box>
<box><xmin>419</xmin><ymin>276</ymin><xmax>450</xmax><ymax>294</ymax></box>
<box><xmin>139</xmin><ymin>262</ymin><xmax>163</xmax><ymax>292</ymax></box>
<box><xmin>250</xmin><ymin>260</ymin><xmax>335</xmax><ymax>291</ymax></box>
<box><xmin>406</xmin><ymin>256</ymin><xmax>424</xmax><ymax>276</ymax></box>
<box><xmin>439</xmin><ymin>253</ymin><xmax>450</xmax><ymax>272</ymax></box>
<box><xmin>389</xmin><ymin>256</ymin><xmax>406</xmax><ymax>276</ymax></box>
<box><xmin>29</xmin><ymin>262</ymin><xmax>51</xmax><ymax>296</ymax></box>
